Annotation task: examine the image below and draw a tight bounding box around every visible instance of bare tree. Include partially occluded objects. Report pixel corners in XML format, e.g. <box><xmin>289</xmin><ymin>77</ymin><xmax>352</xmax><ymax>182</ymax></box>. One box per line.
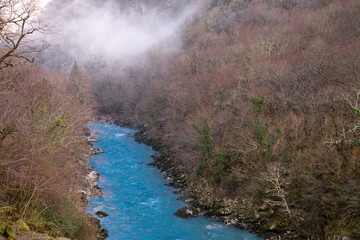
<box><xmin>263</xmin><ymin>163</ymin><xmax>296</xmax><ymax>220</ymax></box>
<box><xmin>0</xmin><ymin>0</ymin><xmax>49</xmax><ymax>69</ymax></box>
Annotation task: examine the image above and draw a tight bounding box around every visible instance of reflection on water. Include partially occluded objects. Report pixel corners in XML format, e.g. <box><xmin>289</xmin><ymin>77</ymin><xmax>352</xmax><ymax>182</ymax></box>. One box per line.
<box><xmin>86</xmin><ymin>123</ymin><xmax>263</xmax><ymax>240</ymax></box>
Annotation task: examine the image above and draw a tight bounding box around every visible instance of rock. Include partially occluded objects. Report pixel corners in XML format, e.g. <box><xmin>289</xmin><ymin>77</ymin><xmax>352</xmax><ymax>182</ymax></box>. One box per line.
<box><xmin>88</xmin><ymin>136</ymin><xmax>99</xmax><ymax>142</ymax></box>
<box><xmin>174</xmin><ymin>206</ymin><xmax>199</xmax><ymax>219</ymax></box>
<box><xmin>97</xmin><ymin>116</ymin><xmax>115</xmax><ymax>124</ymax></box>
<box><xmin>224</xmin><ymin>217</ymin><xmax>238</xmax><ymax>226</ymax></box>
<box><xmin>96</xmin><ymin>211</ymin><xmax>109</xmax><ymax>217</ymax></box>
<box><xmin>86</xmin><ymin>171</ymin><xmax>100</xmax><ymax>182</ymax></box>
<box><xmin>99</xmin><ymin>228</ymin><xmax>108</xmax><ymax>239</ymax></box>
<box><xmin>79</xmin><ymin>190</ymin><xmax>88</xmax><ymax>202</ymax></box>
<box><xmin>16</xmin><ymin>219</ymin><xmax>30</xmax><ymax>232</ymax></box>
<box><xmin>4</xmin><ymin>226</ymin><xmax>14</xmax><ymax>239</ymax></box>
<box><xmin>91</xmin><ymin>148</ymin><xmax>105</xmax><ymax>154</ymax></box>
<box><xmin>219</xmin><ymin>207</ymin><xmax>232</xmax><ymax>215</ymax></box>
<box><xmin>89</xmin><ymin>216</ymin><xmax>108</xmax><ymax>240</ymax></box>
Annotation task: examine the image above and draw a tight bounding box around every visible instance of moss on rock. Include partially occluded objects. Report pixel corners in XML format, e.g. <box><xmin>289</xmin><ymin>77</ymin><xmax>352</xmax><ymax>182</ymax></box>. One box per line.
<box><xmin>4</xmin><ymin>225</ymin><xmax>15</xmax><ymax>240</ymax></box>
<box><xmin>16</xmin><ymin>219</ymin><xmax>30</xmax><ymax>232</ymax></box>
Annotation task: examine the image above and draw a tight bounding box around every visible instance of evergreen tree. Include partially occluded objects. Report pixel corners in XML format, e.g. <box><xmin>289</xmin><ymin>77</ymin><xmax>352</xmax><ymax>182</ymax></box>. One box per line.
<box><xmin>67</xmin><ymin>61</ymin><xmax>85</xmax><ymax>103</ymax></box>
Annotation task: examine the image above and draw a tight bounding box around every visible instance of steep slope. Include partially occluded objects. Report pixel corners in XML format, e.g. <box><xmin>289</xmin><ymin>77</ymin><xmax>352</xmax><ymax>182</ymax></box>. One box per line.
<box><xmin>0</xmin><ymin>62</ymin><xmax>99</xmax><ymax>239</ymax></box>
<box><xmin>92</xmin><ymin>0</ymin><xmax>360</xmax><ymax>239</ymax></box>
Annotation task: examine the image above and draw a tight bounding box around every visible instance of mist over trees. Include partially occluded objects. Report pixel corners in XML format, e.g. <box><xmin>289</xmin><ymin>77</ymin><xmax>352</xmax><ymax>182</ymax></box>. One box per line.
<box><xmin>91</xmin><ymin>0</ymin><xmax>360</xmax><ymax>239</ymax></box>
<box><xmin>1</xmin><ymin>0</ymin><xmax>360</xmax><ymax>239</ymax></box>
<box><xmin>39</xmin><ymin>0</ymin><xmax>200</xmax><ymax>71</ymax></box>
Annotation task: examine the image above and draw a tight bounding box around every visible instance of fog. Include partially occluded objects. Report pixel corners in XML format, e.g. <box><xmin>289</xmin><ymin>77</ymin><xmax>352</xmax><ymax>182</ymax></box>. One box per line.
<box><xmin>41</xmin><ymin>0</ymin><xmax>200</xmax><ymax>70</ymax></box>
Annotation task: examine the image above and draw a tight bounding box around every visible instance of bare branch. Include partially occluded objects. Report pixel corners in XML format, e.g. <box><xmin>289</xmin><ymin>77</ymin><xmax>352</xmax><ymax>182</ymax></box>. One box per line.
<box><xmin>0</xmin><ymin>0</ymin><xmax>49</xmax><ymax>69</ymax></box>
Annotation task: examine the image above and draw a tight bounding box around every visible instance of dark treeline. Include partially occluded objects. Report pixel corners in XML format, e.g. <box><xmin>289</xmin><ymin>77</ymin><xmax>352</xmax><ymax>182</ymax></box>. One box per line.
<box><xmin>92</xmin><ymin>0</ymin><xmax>360</xmax><ymax>239</ymax></box>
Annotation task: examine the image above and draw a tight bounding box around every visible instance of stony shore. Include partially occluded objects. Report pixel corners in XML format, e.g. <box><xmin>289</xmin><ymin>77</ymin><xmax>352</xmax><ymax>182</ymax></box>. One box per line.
<box><xmin>94</xmin><ymin>115</ymin><xmax>296</xmax><ymax>240</ymax></box>
<box><xmin>131</xmin><ymin>129</ymin><xmax>284</xmax><ymax>240</ymax></box>
<box><xmin>86</xmin><ymin>117</ymin><xmax>354</xmax><ymax>240</ymax></box>
<box><xmin>84</xmin><ymin>125</ymin><xmax>109</xmax><ymax>240</ymax></box>
<box><xmin>0</xmin><ymin>127</ymin><xmax>107</xmax><ymax>240</ymax></box>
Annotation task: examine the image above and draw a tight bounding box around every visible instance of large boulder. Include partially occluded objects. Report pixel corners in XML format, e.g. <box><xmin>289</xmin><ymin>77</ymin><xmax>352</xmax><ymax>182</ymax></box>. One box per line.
<box><xmin>95</xmin><ymin>211</ymin><xmax>109</xmax><ymax>217</ymax></box>
<box><xmin>174</xmin><ymin>206</ymin><xmax>199</xmax><ymax>219</ymax></box>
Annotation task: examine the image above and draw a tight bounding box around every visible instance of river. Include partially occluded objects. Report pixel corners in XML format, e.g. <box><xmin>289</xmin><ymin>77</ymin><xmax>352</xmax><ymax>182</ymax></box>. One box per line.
<box><xmin>86</xmin><ymin>123</ymin><xmax>263</xmax><ymax>240</ymax></box>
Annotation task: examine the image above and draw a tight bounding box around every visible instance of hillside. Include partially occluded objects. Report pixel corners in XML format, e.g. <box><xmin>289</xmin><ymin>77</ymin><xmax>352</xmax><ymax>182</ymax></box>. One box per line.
<box><xmin>92</xmin><ymin>0</ymin><xmax>360</xmax><ymax>239</ymax></box>
<box><xmin>0</xmin><ymin>0</ymin><xmax>108</xmax><ymax>238</ymax></box>
<box><xmin>1</xmin><ymin>0</ymin><xmax>359</xmax><ymax>239</ymax></box>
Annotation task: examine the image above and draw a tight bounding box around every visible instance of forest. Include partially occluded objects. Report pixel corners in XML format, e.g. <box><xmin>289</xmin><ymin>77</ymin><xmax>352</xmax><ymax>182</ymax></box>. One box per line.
<box><xmin>92</xmin><ymin>0</ymin><xmax>360</xmax><ymax>239</ymax></box>
<box><xmin>0</xmin><ymin>0</ymin><xmax>99</xmax><ymax>239</ymax></box>
<box><xmin>1</xmin><ymin>0</ymin><xmax>360</xmax><ymax>239</ymax></box>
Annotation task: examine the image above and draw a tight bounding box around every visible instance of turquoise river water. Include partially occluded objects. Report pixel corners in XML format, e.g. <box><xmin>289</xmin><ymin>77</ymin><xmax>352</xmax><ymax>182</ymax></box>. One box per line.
<box><xmin>86</xmin><ymin>123</ymin><xmax>263</xmax><ymax>240</ymax></box>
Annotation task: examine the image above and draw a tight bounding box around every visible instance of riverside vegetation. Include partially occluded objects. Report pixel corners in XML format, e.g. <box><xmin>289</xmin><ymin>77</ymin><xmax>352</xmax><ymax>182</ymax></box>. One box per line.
<box><xmin>0</xmin><ymin>59</ymin><xmax>102</xmax><ymax>239</ymax></box>
<box><xmin>1</xmin><ymin>0</ymin><xmax>360</xmax><ymax>239</ymax></box>
<box><xmin>0</xmin><ymin>0</ymin><xmax>105</xmax><ymax>238</ymax></box>
<box><xmin>91</xmin><ymin>0</ymin><xmax>360</xmax><ymax>239</ymax></box>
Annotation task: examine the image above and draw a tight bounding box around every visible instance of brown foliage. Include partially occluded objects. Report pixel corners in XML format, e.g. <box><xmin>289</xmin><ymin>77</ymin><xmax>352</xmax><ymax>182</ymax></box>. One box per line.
<box><xmin>0</xmin><ymin>63</ymin><xmax>96</xmax><ymax>239</ymax></box>
<box><xmin>92</xmin><ymin>0</ymin><xmax>360</xmax><ymax>238</ymax></box>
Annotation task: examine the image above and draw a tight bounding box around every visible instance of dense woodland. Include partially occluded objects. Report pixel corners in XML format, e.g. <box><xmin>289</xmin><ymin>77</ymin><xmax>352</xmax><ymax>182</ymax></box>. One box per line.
<box><xmin>0</xmin><ymin>62</ymin><xmax>99</xmax><ymax>239</ymax></box>
<box><xmin>0</xmin><ymin>1</ymin><xmax>98</xmax><ymax>238</ymax></box>
<box><xmin>92</xmin><ymin>0</ymin><xmax>360</xmax><ymax>239</ymax></box>
<box><xmin>1</xmin><ymin>0</ymin><xmax>360</xmax><ymax>239</ymax></box>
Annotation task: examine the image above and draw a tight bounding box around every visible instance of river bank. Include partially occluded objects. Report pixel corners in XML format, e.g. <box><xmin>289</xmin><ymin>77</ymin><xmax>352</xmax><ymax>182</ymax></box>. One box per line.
<box><xmin>0</xmin><ymin>126</ymin><xmax>107</xmax><ymax>240</ymax></box>
<box><xmin>91</xmin><ymin>116</ymin><xmax>298</xmax><ymax>240</ymax></box>
<box><xmin>86</xmin><ymin>122</ymin><xmax>263</xmax><ymax>239</ymax></box>
<box><xmin>132</xmin><ymin>129</ymin><xmax>294</xmax><ymax>240</ymax></box>
<box><xmin>85</xmin><ymin>126</ymin><xmax>110</xmax><ymax>240</ymax></box>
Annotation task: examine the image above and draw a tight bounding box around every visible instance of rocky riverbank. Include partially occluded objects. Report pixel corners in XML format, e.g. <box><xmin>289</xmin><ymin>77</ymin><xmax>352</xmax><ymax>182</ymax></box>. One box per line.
<box><xmin>0</xmin><ymin>128</ymin><xmax>107</xmax><ymax>240</ymax></box>
<box><xmin>132</xmin><ymin>129</ymin><xmax>301</xmax><ymax>240</ymax></box>
<box><xmin>84</xmin><ymin>127</ymin><xmax>109</xmax><ymax>240</ymax></box>
<box><xmin>94</xmin><ymin>116</ymin><xmax>299</xmax><ymax>240</ymax></box>
<box><xmin>93</xmin><ymin>116</ymin><xmax>357</xmax><ymax>240</ymax></box>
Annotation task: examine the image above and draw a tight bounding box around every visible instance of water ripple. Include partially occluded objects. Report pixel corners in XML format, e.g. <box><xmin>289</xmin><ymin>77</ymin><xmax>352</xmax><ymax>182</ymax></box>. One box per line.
<box><xmin>86</xmin><ymin>123</ymin><xmax>263</xmax><ymax>240</ymax></box>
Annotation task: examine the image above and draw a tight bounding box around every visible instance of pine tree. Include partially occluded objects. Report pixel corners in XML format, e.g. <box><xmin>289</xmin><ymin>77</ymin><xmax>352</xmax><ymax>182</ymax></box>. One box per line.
<box><xmin>67</xmin><ymin>61</ymin><xmax>85</xmax><ymax>103</ymax></box>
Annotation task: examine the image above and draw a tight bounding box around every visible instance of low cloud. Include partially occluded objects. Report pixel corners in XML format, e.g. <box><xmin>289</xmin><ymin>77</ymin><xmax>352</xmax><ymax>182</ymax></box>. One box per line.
<box><xmin>41</xmin><ymin>0</ymin><xmax>200</xmax><ymax>69</ymax></box>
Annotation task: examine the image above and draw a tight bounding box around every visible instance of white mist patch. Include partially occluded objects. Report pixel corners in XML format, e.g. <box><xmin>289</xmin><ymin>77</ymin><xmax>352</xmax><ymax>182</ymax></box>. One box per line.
<box><xmin>43</xmin><ymin>0</ymin><xmax>200</xmax><ymax>64</ymax></box>
<box><xmin>38</xmin><ymin>0</ymin><xmax>51</xmax><ymax>9</ymax></box>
